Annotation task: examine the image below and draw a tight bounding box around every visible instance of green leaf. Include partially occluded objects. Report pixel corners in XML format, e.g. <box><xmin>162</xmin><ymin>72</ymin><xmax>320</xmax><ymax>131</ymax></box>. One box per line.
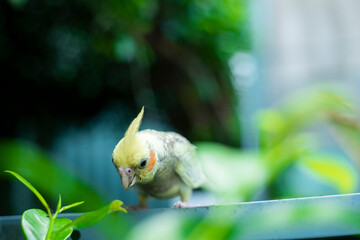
<box><xmin>60</xmin><ymin>201</ymin><xmax>84</xmax><ymax>213</ymax></box>
<box><xmin>5</xmin><ymin>170</ymin><xmax>51</xmax><ymax>215</ymax></box>
<box><xmin>56</xmin><ymin>195</ymin><xmax>62</xmax><ymax>215</ymax></box>
<box><xmin>21</xmin><ymin>209</ymin><xmax>74</xmax><ymax>240</ymax></box>
<box><xmin>21</xmin><ymin>209</ymin><xmax>49</xmax><ymax>240</ymax></box>
<box><xmin>50</xmin><ymin>218</ymin><xmax>73</xmax><ymax>240</ymax></box>
<box><xmin>258</xmin><ymin>89</ymin><xmax>354</xmax><ymax>149</ymax></box>
<box><xmin>71</xmin><ymin>200</ymin><xmax>126</xmax><ymax>230</ymax></box>
<box><xmin>196</xmin><ymin>142</ymin><xmax>266</xmax><ymax>201</ymax></box>
<box><xmin>300</xmin><ymin>154</ymin><xmax>357</xmax><ymax>193</ymax></box>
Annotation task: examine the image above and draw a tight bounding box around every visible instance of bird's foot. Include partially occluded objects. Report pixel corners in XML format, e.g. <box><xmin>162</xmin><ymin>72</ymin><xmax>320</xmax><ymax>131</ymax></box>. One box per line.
<box><xmin>173</xmin><ymin>201</ymin><xmax>190</xmax><ymax>208</ymax></box>
<box><xmin>124</xmin><ymin>205</ymin><xmax>150</xmax><ymax>210</ymax></box>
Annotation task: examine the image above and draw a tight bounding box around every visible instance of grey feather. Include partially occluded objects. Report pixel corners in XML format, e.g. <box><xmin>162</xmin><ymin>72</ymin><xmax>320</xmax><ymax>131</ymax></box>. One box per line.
<box><xmin>171</xmin><ymin>133</ymin><xmax>205</xmax><ymax>188</ymax></box>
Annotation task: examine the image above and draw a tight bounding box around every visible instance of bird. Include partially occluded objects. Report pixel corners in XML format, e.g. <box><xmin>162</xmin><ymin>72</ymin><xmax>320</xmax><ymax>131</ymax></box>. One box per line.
<box><xmin>112</xmin><ymin>107</ymin><xmax>205</xmax><ymax>208</ymax></box>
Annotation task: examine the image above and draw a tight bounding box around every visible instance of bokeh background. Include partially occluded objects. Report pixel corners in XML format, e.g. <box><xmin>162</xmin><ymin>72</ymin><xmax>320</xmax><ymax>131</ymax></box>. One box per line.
<box><xmin>1</xmin><ymin>0</ymin><xmax>360</xmax><ymax>232</ymax></box>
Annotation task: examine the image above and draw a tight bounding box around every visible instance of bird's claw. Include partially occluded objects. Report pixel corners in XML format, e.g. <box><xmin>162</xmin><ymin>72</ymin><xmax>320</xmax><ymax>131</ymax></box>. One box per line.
<box><xmin>173</xmin><ymin>201</ymin><xmax>190</xmax><ymax>208</ymax></box>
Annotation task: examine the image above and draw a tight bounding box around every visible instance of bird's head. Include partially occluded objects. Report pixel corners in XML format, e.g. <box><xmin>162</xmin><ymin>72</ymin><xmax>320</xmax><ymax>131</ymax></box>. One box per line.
<box><xmin>112</xmin><ymin>107</ymin><xmax>159</xmax><ymax>190</ymax></box>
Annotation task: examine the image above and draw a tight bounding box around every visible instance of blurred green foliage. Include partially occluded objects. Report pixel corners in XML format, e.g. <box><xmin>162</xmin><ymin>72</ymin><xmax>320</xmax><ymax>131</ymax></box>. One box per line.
<box><xmin>126</xmin><ymin>198</ymin><xmax>360</xmax><ymax>240</ymax></box>
<box><xmin>197</xmin><ymin>88</ymin><xmax>360</xmax><ymax>202</ymax></box>
<box><xmin>0</xmin><ymin>0</ymin><xmax>249</xmax><ymax>146</ymax></box>
<box><xmin>197</xmin><ymin>142</ymin><xmax>265</xmax><ymax>202</ymax></box>
<box><xmin>0</xmin><ymin>140</ymin><xmax>107</xmax><ymax>212</ymax></box>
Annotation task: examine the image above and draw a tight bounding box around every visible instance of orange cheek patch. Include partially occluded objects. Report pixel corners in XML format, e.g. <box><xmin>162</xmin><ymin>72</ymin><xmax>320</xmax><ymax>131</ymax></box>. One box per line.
<box><xmin>148</xmin><ymin>150</ymin><xmax>156</xmax><ymax>171</ymax></box>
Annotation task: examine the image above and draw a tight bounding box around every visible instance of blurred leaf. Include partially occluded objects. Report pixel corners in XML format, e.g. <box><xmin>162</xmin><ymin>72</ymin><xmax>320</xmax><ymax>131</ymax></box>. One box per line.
<box><xmin>114</xmin><ymin>35</ymin><xmax>136</xmax><ymax>62</ymax></box>
<box><xmin>186</xmin><ymin>209</ymin><xmax>235</xmax><ymax>240</ymax></box>
<box><xmin>300</xmin><ymin>154</ymin><xmax>357</xmax><ymax>193</ymax></box>
<box><xmin>7</xmin><ymin>0</ymin><xmax>28</xmax><ymax>9</ymax></box>
<box><xmin>127</xmin><ymin>200</ymin><xmax>360</xmax><ymax>240</ymax></box>
<box><xmin>196</xmin><ymin>142</ymin><xmax>266</xmax><ymax>201</ymax></box>
<box><xmin>257</xmin><ymin>89</ymin><xmax>360</xmax><ymax>197</ymax></box>
<box><xmin>21</xmin><ymin>209</ymin><xmax>49</xmax><ymax>240</ymax></box>
<box><xmin>0</xmin><ymin>140</ymin><xmax>107</xmax><ymax>211</ymax></box>
<box><xmin>71</xmin><ymin>200</ymin><xmax>126</xmax><ymax>230</ymax></box>
<box><xmin>92</xmin><ymin>212</ymin><xmax>132</xmax><ymax>240</ymax></box>
<box><xmin>259</xmin><ymin>110</ymin><xmax>286</xmax><ymax>135</ymax></box>
<box><xmin>128</xmin><ymin>211</ymin><xmax>185</xmax><ymax>240</ymax></box>
<box><xmin>263</xmin><ymin>133</ymin><xmax>317</xmax><ymax>183</ymax></box>
<box><xmin>5</xmin><ymin>170</ymin><xmax>51</xmax><ymax>215</ymax></box>
<box><xmin>328</xmin><ymin>113</ymin><xmax>360</xmax><ymax>171</ymax></box>
<box><xmin>259</xmin><ymin>89</ymin><xmax>354</xmax><ymax>149</ymax></box>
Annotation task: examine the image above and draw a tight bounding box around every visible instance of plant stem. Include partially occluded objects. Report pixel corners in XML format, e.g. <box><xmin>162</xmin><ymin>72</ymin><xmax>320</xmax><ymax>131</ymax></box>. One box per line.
<box><xmin>46</xmin><ymin>212</ymin><xmax>59</xmax><ymax>240</ymax></box>
<box><xmin>46</xmin><ymin>217</ymin><xmax>54</xmax><ymax>240</ymax></box>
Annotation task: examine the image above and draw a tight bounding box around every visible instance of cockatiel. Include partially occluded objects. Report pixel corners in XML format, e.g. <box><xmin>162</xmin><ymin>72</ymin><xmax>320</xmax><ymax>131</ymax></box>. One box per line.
<box><xmin>112</xmin><ymin>107</ymin><xmax>205</xmax><ymax>208</ymax></box>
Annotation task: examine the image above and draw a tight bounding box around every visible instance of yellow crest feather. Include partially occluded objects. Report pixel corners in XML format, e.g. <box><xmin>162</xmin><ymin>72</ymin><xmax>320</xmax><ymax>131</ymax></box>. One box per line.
<box><xmin>113</xmin><ymin>107</ymin><xmax>146</xmax><ymax>167</ymax></box>
<box><xmin>124</xmin><ymin>106</ymin><xmax>144</xmax><ymax>144</ymax></box>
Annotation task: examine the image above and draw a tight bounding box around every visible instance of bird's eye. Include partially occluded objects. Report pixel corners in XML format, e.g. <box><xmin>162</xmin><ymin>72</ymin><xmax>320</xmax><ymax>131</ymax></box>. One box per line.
<box><xmin>139</xmin><ymin>158</ymin><xmax>147</xmax><ymax>168</ymax></box>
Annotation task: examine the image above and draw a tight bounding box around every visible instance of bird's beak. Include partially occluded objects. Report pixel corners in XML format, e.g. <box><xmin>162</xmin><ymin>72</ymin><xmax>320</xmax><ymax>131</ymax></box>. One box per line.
<box><xmin>117</xmin><ymin>167</ymin><xmax>136</xmax><ymax>190</ymax></box>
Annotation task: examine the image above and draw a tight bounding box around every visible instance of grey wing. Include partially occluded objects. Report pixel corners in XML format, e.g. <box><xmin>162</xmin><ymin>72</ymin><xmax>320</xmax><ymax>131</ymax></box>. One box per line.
<box><xmin>173</xmin><ymin>137</ymin><xmax>205</xmax><ymax>188</ymax></box>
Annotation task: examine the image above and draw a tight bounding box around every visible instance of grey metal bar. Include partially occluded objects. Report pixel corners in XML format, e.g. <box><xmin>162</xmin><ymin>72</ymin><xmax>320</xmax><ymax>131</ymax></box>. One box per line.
<box><xmin>1</xmin><ymin>193</ymin><xmax>360</xmax><ymax>239</ymax></box>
